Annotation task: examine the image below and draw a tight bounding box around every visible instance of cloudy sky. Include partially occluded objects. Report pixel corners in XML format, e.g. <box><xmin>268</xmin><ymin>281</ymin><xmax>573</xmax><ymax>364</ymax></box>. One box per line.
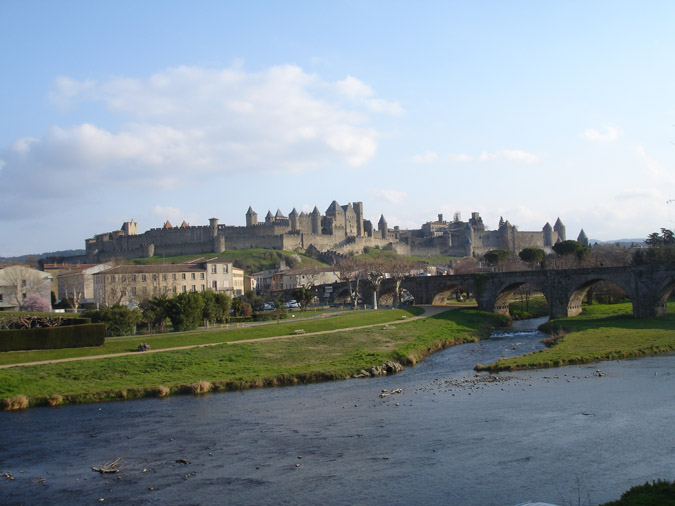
<box><xmin>2</xmin><ymin>1</ymin><xmax>675</xmax><ymax>256</ymax></box>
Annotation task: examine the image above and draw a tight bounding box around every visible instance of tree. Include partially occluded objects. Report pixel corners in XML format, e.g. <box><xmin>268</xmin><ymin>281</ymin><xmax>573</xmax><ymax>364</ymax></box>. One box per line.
<box><xmin>213</xmin><ymin>293</ymin><xmax>232</xmax><ymax>322</ymax></box>
<box><xmin>633</xmin><ymin>228</ymin><xmax>675</xmax><ymax>265</ymax></box>
<box><xmin>140</xmin><ymin>294</ymin><xmax>170</xmax><ymax>333</ymax></box>
<box><xmin>484</xmin><ymin>249</ymin><xmax>511</xmax><ymax>267</ymax></box>
<box><xmin>519</xmin><ymin>248</ymin><xmax>545</xmax><ymax>267</ymax></box>
<box><xmin>552</xmin><ymin>240</ymin><xmax>591</xmax><ymax>261</ymax></box>
<box><xmin>388</xmin><ymin>258</ymin><xmax>422</xmax><ymax>307</ymax></box>
<box><xmin>293</xmin><ymin>286</ymin><xmax>315</xmax><ymax>310</ymax></box>
<box><xmin>21</xmin><ymin>294</ymin><xmax>51</xmax><ymax>312</ymax></box>
<box><xmin>334</xmin><ymin>257</ymin><xmax>364</xmax><ymax>308</ymax></box>
<box><xmin>363</xmin><ymin>257</ymin><xmax>387</xmax><ymax>309</ymax></box>
<box><xmin>166</xmin><ymin>292</ymin><xmax>205</xmax><ymax>332</ymax></box>
<box><xmin>85</xmin><ymin>304</ymin><xmax>142</xmax><ymax>337</ymax></box>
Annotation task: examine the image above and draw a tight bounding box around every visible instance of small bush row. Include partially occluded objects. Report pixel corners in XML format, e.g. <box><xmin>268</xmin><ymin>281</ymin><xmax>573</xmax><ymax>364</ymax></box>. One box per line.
<box><xmin>0</xmin><ymin>323</ymin><xmax>106</xmax><ymax>352</ymax></box>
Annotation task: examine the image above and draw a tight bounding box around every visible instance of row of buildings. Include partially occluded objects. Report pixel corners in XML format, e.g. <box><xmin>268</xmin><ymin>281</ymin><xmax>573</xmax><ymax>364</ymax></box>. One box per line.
<box><xmin>1</xmin><ymin>258</ymin><xmax>345</xmax><ymax>311</ymax></box>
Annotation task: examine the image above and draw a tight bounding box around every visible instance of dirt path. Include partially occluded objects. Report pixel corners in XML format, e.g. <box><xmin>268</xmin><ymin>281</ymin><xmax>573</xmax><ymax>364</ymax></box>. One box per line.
<box><xmin>0</xmin><ymin>306</ymin><xmax>456</xmax><ymax>369</ymax></box>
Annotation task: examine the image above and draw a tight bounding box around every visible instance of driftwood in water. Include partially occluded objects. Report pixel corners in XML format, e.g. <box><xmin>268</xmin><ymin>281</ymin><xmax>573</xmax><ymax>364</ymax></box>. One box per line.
<box><xmin>92</xmin><ymin>457</ymin><xmax>121</xmax><ymax>474</ymax></box>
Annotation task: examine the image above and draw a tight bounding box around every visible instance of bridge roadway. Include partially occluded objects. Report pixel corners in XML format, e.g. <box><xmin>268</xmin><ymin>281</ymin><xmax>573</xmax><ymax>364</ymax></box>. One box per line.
<box><xmin>306</xmin><ymin>265</ymin><xmax>675</xmax><ymax>319</ymax></box>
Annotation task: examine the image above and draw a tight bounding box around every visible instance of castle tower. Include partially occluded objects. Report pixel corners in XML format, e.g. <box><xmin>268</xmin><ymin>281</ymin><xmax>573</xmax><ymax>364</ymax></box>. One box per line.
<box><xmin>209</xmin><ymin>218</ymin><xmax>219</xmax><ymax>238</ymax></box>
<box><xmin>353</xmin><ymin>202</ymin><xmax>364</xmax><ymax>237</ymax></box>
<box><xmin>121</xmin><ymin>219</ymin><xmax>138</xmax><ymax>236</ymax></box>
<box><xmin>265</xmin><ymin>210</ymin><xmax>274</xmax><ymax>224</ymax></box>
<box><xmin>543</xmin><ymin>222</ymin><xmax>553</xmax><ymax>247</ymax></box>
<box><xmin>311</xmin><ymin>206</ymin><xmax>321</xmax><ymax>234</ymax></box>
<box><xmin>378</xmin><ymin>215</ymin><xmax>388</xmax><ymax>239</ymax></box>
<box><xmin>289</xmin><ymin>208</ymin><xmax>299</xmax><ymax>231</ymax></box>
<box><xmin>577</xmin><ymin>229</ymin><xmax>589</xmax><ymax>247</ymax></box>
<box><xmin>246</xmin><ymin>207</ymin><xmax>257</xmax><ymax>227</ymax></box>
<box><xmin>344</xmin><ymin>202</ymin><xmax>357</xmax><ymax>237</ymax></box>
<box><xmin>554</xmin><ymin>218</ymin><xmax>566</xmax><ymax>242</ymax></box>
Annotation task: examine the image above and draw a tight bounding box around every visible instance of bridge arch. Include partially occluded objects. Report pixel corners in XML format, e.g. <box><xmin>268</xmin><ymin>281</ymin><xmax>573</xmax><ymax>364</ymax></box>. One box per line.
<box><xmin>492</xmin><ymin>281</ymin><xmax>549</xmax><ymax>317</ymax></box>
<box><xmin>564</xmin><ymin>277</ymin><xmax>633</xmax><ymax>318</ymax></box>
<box><xmin>429</xmin><ymin>282</ymin><xmax>474</xmax><ymax>306</ymax></box>
<box><xmin>652</xmin><ymin>279</ymin><xmax>675</xmax><ymax>317</ymax></box>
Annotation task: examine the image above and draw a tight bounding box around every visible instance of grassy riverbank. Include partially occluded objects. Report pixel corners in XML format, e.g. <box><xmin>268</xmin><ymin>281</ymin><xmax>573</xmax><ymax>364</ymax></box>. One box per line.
<box><xmin>476</xmin><ymin>301</ymin><xmax>675</xmax><ymax>372</ymax></box>
<box><xmin>0</xmin><ymin>307</ymin><xmax>423</xmax><ymax>366</ymax></box>
<box><xmin>1</xmin><ymin>308</ymin><xmax>507</xmax><ymax>409</ymax></box>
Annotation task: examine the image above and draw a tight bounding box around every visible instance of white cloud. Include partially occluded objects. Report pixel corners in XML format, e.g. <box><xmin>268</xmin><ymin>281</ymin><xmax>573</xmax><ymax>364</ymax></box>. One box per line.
<box><xmin>335</xmin><ymin>75</ymin><xmax>403</xmax><ymax>115</ymax></box>
<box><xmin>583</xmin><ymin>125</ymin><xmax>621</xmax><ymax>143</ymax></box>
<box><xmin>447</xmin><ymin>150</ymin><xmax>539</xmax><ymax>164</ymax></box>
<box><xmin>635</xmin><ymin>145</ymin><xmax>675</xmax><ymax>185</ymax></box>
<box><xmin>369</xmin><ymin>189</ymin><xmax>407</xmax><ymax>204</ymax></box>
<box><xmin>0</xmin><ymin>64</ymin><xmax>402</xmax><ymax>217</ymax></box>
<box><xmin>152</xmin><ymin>205</ymin><xmax>199</xmax><ymax>225</ymax></box>
<box><xmin>411</xmin><ymin>151</ymin><xmax>439</xmax><ymax>164</ymax></box>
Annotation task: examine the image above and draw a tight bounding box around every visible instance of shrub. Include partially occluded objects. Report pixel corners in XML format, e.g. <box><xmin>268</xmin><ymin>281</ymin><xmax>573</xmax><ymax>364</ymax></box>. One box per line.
<box><xmin>47</xmin><ymin>394</ymin><xmax>63</xmax><ymax>407</ymax></box>
<box><xmin>191</xmin><ymin>381</ymin><xmax>212</xmax><ymax>395</ymax></box>
<box><xmin>3</xmin><ymin>395</ymin><xmax>29</xmax><ymax>410</ymax></box>
<box><xmin>0</xmin><ymin>323</ymin><xmax>106</xmax><ymax>352</ymax></box>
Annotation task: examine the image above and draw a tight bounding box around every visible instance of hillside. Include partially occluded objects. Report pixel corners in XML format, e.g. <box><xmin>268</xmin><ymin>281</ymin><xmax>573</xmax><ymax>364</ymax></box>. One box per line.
<box><xmin>129</xmin><ymin>249</ymin><xmax>329</xmax><ymax>275</ymax></box>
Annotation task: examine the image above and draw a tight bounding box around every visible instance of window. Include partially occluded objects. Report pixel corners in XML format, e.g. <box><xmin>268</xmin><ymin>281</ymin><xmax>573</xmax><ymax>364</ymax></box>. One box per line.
<box><xmin>200</xmin><ymin>273</ymin><xmax>205</xmax><ymax>280</ymax></box>
<box><xmin>122</xmin><ymin>275</ymin><xmax>127</xmax><ymax>282</ymax></box>
<box><xmin>211</xmin><ymin>265</ymin><xmax>217</xmax><ymax>274</ymax></box>
<box><xmin>152</xmin><ymin>274</ymin><xmax>158</xmax><ymax>281</ymax></box>
<box><xmin>132</xmin><ymin>287</ymin><xmax>137</xmax><ymax>296</ymax></box>
<box><xmin>141</xmin><ymin>274</ymin><xmax>147</xmax><ymax>282</ymax></box>
<box><xmin>223</xmin><ymin>265</ymin><xmax>228</xmax><ymax>273</ymax></box>
<box><xmin>110</xmin><ymin>275</ymin><xmax>115</xmax><ymax>282</ymax></box>
<box><xmin>172</xmin><ymin>273</ymin><xmax>177</xmax><ymax>280</ymax></box>
<box><xmin>132</xmin><ymin>274</ymin><xmax>137</xmax><ymax>282</ymax></box>
<box><xmin>191</xmin><ymin>273</ymin><xmax>196</xmax><ymax>280</ymax></box>
<box><xmin>191</xmin><ymin>285</ymin><xmax>196</xmax><ymax>292</ymax></box>
<box><xmin>173</xmin><ymin>286</ymin><xmax>177</xmax><ymax>293</ymax></box>
<box><xmin>182</xmin><ymin>285</ymin><xmax>187</xmax><ymax>293</ymax></box>
<box><xmin>163</xmin><ymin>286</ymin><xmax>168</xmax><ymax>293</ymax></box>
<box><xmin>182</xmin><ymin>273</ymin><xmax>186</xmax><ymax>280</ymax></box>
<box><xmin>162</xmin><ymin>274</ymin><xmax>167</xmax><ymax>281</ymax></box>
<box><xmin>0</xmin><ymin>294</ymin><xmax>3</xmax><ymax>302</ymax></box>
<box><xmin>212</xmin><ymin>281</ymin><xmax>218</xmax><ymax>290</ymax></box>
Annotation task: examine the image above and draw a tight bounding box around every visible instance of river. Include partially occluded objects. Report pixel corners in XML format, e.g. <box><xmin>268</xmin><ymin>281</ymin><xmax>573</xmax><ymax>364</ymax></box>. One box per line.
<box><xmin>2</xmin><ymin>318</ymin><xmax>674</xmax><ymax>506</ymax></box>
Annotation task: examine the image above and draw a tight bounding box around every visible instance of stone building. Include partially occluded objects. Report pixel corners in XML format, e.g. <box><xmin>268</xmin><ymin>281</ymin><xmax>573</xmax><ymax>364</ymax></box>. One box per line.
<box><xmin>0</xmin><ymin>265</ymin><xmax>53</xmax><ymax>311</ymax></box>
<box><xmin>56</xmin><ymin>264</ymin><xmax>112</xmax><ymax>306</ymax></box>
<box><xmin>92</xmin><ymin>258</ymin><xmax>243</xmax><ymax>307</ymax></box>
<box><xmin>398</xmin><ymin>212</ymin><xmax>567</xmax><ymax>257</ymax></box>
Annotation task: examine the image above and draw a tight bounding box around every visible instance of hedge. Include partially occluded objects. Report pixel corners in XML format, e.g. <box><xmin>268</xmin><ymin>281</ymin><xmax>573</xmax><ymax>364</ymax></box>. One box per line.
<box><xmin>0</xmin><ymin>323</ymin><xmax>106</xmax><ymax>352</ymax></box>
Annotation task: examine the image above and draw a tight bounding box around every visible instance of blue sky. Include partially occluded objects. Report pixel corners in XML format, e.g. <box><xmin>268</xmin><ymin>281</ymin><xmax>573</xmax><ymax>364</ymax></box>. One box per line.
<box><xmin>2</xmin><ymin>1</ymin><xmax>675</xmax><ymax>256</ymax></box>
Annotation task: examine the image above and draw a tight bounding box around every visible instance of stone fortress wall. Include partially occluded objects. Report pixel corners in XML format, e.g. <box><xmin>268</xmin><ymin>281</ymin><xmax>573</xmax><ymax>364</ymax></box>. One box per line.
<box><xmin>83</xmin><ymin>201</ymin><xmax>573</xmax><ymax>262</ymax></box>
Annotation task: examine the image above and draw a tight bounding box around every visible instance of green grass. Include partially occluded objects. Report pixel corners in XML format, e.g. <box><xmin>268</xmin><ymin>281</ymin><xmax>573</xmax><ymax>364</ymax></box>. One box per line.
<box><xmin>0</xmin><ymin>308</ymin><xmax>506</xmax><ymax>408</ymax></box>
<box><xmin>356</xmin><ymin>248</ymin><xmax>456</xmax><ymax>265</ymax></box>
<box><xmin>508</xmin><ymin>295</ymin><xmax>549</xmax><ymax>320</ymax></box>
<box><xmin>129</xmin><ymin>248</ymin><xmax>328</xmax><ymax>274</ymax></box>
<box><xmin>476</xmin><ymin>301</ymin><xmax>675</xmax><ymax>372</ymax></box>
<box><xmin>0</xmin><ymin>307</ymin><xmax>423</xmax><ymax>366</ymax></box>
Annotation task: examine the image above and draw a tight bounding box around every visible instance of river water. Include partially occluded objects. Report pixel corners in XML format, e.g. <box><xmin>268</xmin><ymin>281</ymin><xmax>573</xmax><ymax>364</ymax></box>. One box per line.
<box><xmin>2</xmin><ymin>318</ymin><xmax>674</xmax><ymax>506</ymax></box>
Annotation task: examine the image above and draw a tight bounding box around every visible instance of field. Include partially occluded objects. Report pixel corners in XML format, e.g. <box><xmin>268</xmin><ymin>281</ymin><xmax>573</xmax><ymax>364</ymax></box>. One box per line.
<box><xmin>0</xmin><ymin>307</ymin><xmax>508</xmax><ymax>408</ymax></box>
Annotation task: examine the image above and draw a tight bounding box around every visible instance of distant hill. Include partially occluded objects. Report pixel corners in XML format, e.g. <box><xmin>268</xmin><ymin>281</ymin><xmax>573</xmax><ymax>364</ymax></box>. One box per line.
<box><xmin>0</xmin><ymin>249</ymin><xmax>86</xmax><ymax>264</ymax></box>
<box><xmin>589</xmin><ymin>238</ymin><xmax>646</xmax><ymax>247</ymax></box>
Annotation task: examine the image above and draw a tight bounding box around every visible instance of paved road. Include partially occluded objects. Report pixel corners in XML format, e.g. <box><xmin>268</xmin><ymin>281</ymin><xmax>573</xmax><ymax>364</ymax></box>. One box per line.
<box><xmin>0</xmin><ymin>305</ymin><xmax>456</xmax><ymax>369</ymax></box>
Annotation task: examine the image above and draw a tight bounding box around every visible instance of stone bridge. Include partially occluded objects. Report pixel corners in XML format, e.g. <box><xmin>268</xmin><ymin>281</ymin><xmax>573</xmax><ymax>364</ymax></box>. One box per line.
<box><xmin>301</xmin><ymin>265</ymin><xmax>675</xmax><ymax>319</ymax></box>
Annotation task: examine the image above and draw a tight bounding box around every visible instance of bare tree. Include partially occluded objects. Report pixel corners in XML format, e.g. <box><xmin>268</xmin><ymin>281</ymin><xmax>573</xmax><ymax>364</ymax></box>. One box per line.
<box><xmin>363</xmin><ymin>257</ymin><xmax>387</xmax><ymax>309</ymax></box>
<box><xmin>334</xmin><ymin>257</ymin><xmax>365</xmax><ymax>308</ymax></box>
<box><xmin>388</xmin><ymin>258</ymin><xmax>423</xmax><ymax>307</ymax></box>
